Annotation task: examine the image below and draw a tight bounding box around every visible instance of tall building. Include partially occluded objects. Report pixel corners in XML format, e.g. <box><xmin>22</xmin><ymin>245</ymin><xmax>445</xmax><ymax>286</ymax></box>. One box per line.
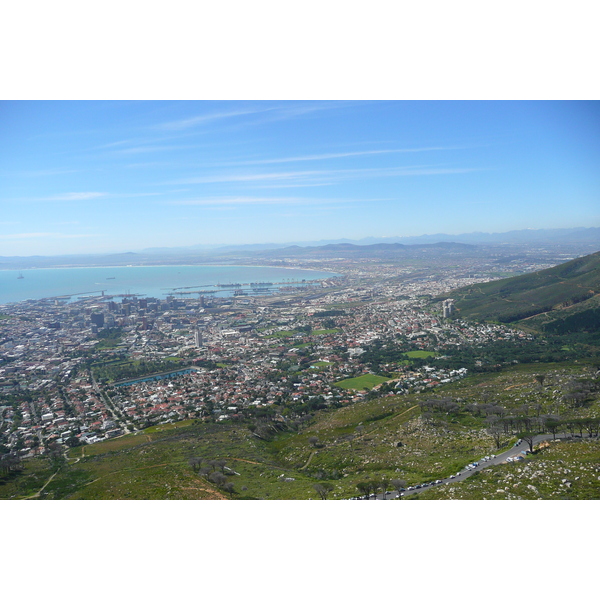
<box><xmin>194</xmin><ymin>327</ymin><xmax>203</xmax><ymax>347</ymax></box>
<box><xmin>442</xmin><ymin>299</ymin><xmax>454</xmax><ymax>318</ymax></box>
<box><xmin>90</xmin><ymin>312</ymin><xmax>104</xmax><ymax>327</ymax></box>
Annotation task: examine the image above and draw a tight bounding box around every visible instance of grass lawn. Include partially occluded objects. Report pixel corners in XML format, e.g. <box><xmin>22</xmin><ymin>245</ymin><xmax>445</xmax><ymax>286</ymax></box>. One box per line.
<box><xmin>312</xmin><ymin>329</ymin><xmax>339</xmax><ymax>335</ymax></box>
<box><xmin>334</xmin><ymin>373</ymin><xmax>390</xmax><ymax>390</ymax></box>
<box><xmin>404</xmin><ymin>350</ymin><xmax>438</xmax><ymax>359</ymax></box>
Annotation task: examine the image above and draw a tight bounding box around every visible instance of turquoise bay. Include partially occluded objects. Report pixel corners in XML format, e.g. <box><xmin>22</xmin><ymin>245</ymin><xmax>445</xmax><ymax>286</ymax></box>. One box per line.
<box><xmin>0</xmin><ymin>265</ymin><xmax>337</xmax><ymax>305</ymax></box>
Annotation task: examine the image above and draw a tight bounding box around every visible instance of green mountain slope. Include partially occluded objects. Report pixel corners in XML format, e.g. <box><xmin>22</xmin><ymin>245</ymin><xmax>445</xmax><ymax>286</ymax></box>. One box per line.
<box><xmin>441</xmin><ymin>251</ymin><xmax>600</xmax><ymax>327</ymax></box>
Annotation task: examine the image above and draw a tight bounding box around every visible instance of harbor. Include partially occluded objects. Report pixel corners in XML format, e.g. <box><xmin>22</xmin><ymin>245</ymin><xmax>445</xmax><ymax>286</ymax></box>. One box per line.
<box><xmin>1</xmin><ymin>265</ymin><xmax>338</xmax><ymax>305</ymax></box>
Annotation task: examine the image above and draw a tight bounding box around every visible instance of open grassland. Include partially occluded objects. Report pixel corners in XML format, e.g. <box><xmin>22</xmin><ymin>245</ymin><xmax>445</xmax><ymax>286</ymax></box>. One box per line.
<box><xmin>334</xmin><ymin>373</ymin><xmax>390</xmax><ymax>390</ymax></box>
<box><xmin>48</xmin><ymin>422</ymin><xmax>285</xmax><ymax>499</ymax></box>
<box><xmin>417</xmin><ymin>437</ymin><xmax>600</xmax><ymax>500</ymax></box>
<box><xmin>0</xmin><ymin>457</ymin><xmax>56</xmax><ymax>499</ymax></box>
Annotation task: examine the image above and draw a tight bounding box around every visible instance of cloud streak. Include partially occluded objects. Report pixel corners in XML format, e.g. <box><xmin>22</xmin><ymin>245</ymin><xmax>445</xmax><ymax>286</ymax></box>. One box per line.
<box><xmin>227</xmin><ymin>147</ymin><xmax>464</xmax><ymax>165</ymax></box>
<box><xmin>3</xmin><ymin>191</ymin><xmax>168</xmax><ymax>203</ymax></box>
<box><xmin>31</xmin><ymin>192</ymin><xmax>106</xmax><ymax>202</ymax></box>
<box><xmin>153</xmin><ymin>103</ymin><xmax>336</xmax><ymax>133</ymax></box>
<box><xmin>168</xmin><ymin>196</ymin><xmax>384</xmax><ymax>207</ymax></box>
<box><xmin>172</xmin><ymin>165</ymin><xmax>480</xmax><ymax>187</ymax></box>
<box><xmin>155</xmin><ymin>108</ymin><xmax>272</xmax><ymax>132</ymax></box>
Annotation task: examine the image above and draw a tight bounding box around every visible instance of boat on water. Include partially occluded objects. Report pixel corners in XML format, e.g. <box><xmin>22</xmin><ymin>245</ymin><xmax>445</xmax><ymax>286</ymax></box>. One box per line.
<box><xmin>106</xmin><ymin>277</ymin><xmax>116</xmax><ymax>280</ymax></box>
<box><xmin>17</xmin><ymin>272</ymin><xmax>24</xmax><ymax>279</ymax></box>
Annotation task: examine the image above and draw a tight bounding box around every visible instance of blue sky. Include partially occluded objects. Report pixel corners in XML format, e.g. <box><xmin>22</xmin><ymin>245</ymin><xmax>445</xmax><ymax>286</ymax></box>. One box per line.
<box><xmin>1</xmin><ymin>100</ymin><xmax>599</xmax><ymax>256</ymax></box>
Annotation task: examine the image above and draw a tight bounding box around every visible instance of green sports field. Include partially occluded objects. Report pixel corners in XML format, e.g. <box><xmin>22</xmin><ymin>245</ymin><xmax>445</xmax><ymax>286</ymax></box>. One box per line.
<box><xmin>334</xmin><ymin>373</ymin><xmax>390</xmax><ymax>390</ymax></box>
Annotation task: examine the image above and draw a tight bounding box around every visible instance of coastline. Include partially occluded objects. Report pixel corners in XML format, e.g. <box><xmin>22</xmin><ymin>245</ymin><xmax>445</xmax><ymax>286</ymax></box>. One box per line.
<box><xmin>0</xmin><ymin>263</ymin><xmax>340</xmax><ymax>305</ymax></box>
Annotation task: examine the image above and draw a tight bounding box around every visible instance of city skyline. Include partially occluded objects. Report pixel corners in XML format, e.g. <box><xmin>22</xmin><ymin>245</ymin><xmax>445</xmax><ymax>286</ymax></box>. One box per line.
<box><xmin>1</xmin><ymin>100</ymin><xmax>599</xmax><ymax>256</ymax></box>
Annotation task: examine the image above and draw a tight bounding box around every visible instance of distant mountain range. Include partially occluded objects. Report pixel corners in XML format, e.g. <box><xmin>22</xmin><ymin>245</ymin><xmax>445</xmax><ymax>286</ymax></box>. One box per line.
<box><xmin>1</xmin><ymin>227</ymin><xmax>600</xmax><ymax>269</ymax></box>
<box><xmin>142</xmin><ymin>227</ymin><xmax>600</xmax><ymax>254</ymax></box>
<box><xmin>249</xmin><ymin>241</ymin><xmax>479</xmax><ymax>259</ymax></box>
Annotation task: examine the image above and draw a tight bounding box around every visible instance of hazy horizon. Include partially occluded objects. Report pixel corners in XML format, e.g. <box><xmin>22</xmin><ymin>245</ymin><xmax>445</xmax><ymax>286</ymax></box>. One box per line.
<box><xmin>1</xmin><ymin>224</ymin><xmax>600</xmax><ymax>259</ymax></box>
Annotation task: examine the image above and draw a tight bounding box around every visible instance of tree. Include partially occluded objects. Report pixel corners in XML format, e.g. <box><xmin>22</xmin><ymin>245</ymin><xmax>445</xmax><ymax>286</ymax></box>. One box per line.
<box><xmin>222</xmin><ymin>481</ymin><xmax>235</xmax><ymax>497</ymax></box>
<box><xmin>380</xmin><ymin>477</ymin><xmax>391</xmax><ymax>499</ymax></box>
<box><xmin>369</xmin><ymin>480</ymin><xmax>380</xmax><ymax>499</ymax></box>
<box><xmin>209</xmin><ymin>472</ymin><xmax>227</xmax><ymax>486</ymax></box>
<box><xmin>308</xmin><ymin>436</ymin><xmax>319</xmax><ymax>448</ymax></box>
<box><xmin>0</xmin><ymin>453</ymin><xmax>21</xmax><ymax>476</ymax></box>
<box><xmin>356</xmin><ymin>481</ymin><xmax>370</xmax><ymax>499</ymax></box>
<box><xmin>520</xmin><ymin>432</ymin><xmax>536</xmax><ymax>453</ymax></box>
<box><xmin>534</xmin><ymin>374</ymin><xmax>546</xmax><ymax>387</ymax></box>
<box><xmin>391</xmin><ymin>478</ymin><xmax>407</xmax><ymax>494</ymax></box>
<box><xmin>188</xmin><ymin>457</ymin><xmax>202</xmax><ymax>472</ymax></box>
<box><xmin>544</xmin><ymin>416</ymin><xmax>562</xmax><ymax>440</ymax></box>
<box><xmin>486</xmin><ymin>418</ymin><xmax>504</xmax><ymax>449</ymax></box>
<box><xmin>313</xmin><ymin>483</ymin><xmax>334</xmax><ymax>499</ymax></box>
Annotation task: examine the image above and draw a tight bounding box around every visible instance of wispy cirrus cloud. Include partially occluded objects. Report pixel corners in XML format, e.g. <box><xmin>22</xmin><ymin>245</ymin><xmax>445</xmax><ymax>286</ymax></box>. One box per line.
<box><xmin>110</xmin><ymin>144</ymin><xmax>201</xmax><ymax>155</ymax></box>
<box><xmin>226</xmin><ymin>146</ymin><xmax>463</xmax><ymax>166</ymax></box>
<box><xmin>31</xmin><ymin>192</ymin><xmax>106</xmax><ymax>202</ymax></box>
<box><xmin>175</xmin><ymin>170</ymin><xmax>326</xmax><ymax>184</ymax></box>
<box><xmin>155</xmin><ymin>108</ymin><xmax>271</xmax><ymax>132</ymax></box>
<box><xmin>172</xmin><ymin>165</ymin><xmax>481</xmax><ymax>187</ymax></box>
<box><xmin>153</xmin><ymin>103</ymin><xmax>335</xmax><ymax>133</ymax></box>
<box><xmin>4</xmin><ymin>191</ymin><xmax>167</xmax><ymax>203</ymax></box>
<box><xmin>168</xmin><ymin>196</ymin><xmax>384</xmax><ymax>207</ymax></box>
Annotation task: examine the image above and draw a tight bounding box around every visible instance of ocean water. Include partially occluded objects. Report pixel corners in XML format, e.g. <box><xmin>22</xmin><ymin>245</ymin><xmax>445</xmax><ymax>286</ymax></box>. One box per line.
<box><xmin>0</xmin><ymin>265</ymin><xmax>337</xmax><ymax>305</ymax></box>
